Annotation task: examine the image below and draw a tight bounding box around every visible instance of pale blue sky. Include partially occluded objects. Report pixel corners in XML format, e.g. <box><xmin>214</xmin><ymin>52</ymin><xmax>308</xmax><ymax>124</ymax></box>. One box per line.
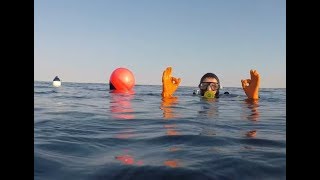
<box><xmin>34</xmin><ymin>0</ymin><xmax>286</xmax><ymax>88</ymax></box>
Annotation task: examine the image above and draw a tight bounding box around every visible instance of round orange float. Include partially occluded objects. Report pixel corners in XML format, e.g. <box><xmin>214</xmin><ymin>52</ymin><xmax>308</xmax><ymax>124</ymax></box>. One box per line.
<box><xmin>109</xmin><ymin>68</ymin><xmax>135</xmax><ymax>92</ymax></box>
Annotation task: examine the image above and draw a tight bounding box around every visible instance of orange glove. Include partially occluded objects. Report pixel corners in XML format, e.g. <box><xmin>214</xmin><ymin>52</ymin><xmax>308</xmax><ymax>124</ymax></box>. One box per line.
<box><xmin>161</xmin><ymin>67</ymin><xmax>181</xmax><ymax>98</ymax></box>
<box><xmin>241</xmin><ymin>69</ymin><xmax>260</xmax><ymax>100</ymax></box>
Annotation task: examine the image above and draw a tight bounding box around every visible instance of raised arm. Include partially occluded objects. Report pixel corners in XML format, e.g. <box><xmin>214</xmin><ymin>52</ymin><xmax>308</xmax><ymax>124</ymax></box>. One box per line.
<box><xmin>161</xmin><ymin>67</ymin><xmax>181</xmax><ymax>98</ymax></box>
<box><xmin>241</xmin><ymin>69</ymin><xmax>260</xmax><ymax>100</ymax></box>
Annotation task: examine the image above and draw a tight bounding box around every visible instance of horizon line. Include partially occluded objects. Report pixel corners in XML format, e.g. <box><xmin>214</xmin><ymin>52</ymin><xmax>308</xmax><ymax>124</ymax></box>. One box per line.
<box><xmin>34</xmin><ymin>80</ymin><xmax>286</xmax><ymax>89</ymax></box>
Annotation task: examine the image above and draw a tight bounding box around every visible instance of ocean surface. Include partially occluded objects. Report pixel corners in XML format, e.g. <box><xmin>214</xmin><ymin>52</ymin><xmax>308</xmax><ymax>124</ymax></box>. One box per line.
<box><xmin>34</xmin><ymin>81</ymin><xmax>286</xmax><ymax>180</ymax></box>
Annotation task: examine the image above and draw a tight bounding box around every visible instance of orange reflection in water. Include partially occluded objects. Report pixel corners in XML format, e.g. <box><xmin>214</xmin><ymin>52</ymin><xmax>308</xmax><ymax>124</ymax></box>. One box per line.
<box><xmin>243</xmin><ymin>99</ymin><xmax>260</xmax><ymax>138</ymax></box>
<box><xmin>115</xmin><ymin>154</ymin><xmax>144</xmax><ymax>166</ymax></box>
<box><xmin>244</xmin><ymin>98</ymin><xmax>260</xmax><ymax>121</ymax></box>
<box><xmin>165</xmin><ymin>145</ymin><xmax>182</xmax><ymax>168</ymax></box>
<box><xmin>164</xmin><ymin>159</ymin><xmax>180</xmax><ymax>168</ymax></box>
<box><xmin>246</xmin><ymin>130</ymin><xmax>257</xmax><ymax>137</ymax></box>
<box><xmin>110</xmin><ymin>91</ymin><xmax>135</xmax><ymax>120</ymax></box>
<box><xmin>109</xmin><ymin>91</ymin><xmax>136</xmax><ymax>139</ymax></box>
<box><xmin>160</xmin><ymin>97</ymin><xmax>179</xmax><ymax>119</ymax></box>
<box><xmin>161</xmin><ymin>97</ymin><xmax>180</xmax><ymax>136</ymax></box>
<box><xmin>160</xmin><ymin>97</ymin><xmax>182</xmax><ymax>168</ymax></box>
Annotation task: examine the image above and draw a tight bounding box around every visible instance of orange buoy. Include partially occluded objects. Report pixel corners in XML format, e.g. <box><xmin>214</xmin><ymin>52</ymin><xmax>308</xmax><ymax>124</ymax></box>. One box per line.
<box><xmin>109</xmin><ymin>68</ymin><xmax>135</xmax><ymax>92</ymax></box>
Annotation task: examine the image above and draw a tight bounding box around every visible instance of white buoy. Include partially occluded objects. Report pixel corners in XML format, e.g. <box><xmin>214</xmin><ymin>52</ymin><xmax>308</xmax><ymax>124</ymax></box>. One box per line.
<box><xmin>53</xmin><ymin>76</ymin><xmax>61</xmax><ymax>87</ymax></box>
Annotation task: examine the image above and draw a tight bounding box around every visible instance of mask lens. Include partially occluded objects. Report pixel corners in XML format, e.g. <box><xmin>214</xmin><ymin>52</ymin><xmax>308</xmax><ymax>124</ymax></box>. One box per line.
<box><xmin>209</xmin><ymin>83</ymin><xmax>218</xmax><ymax>90</ymax></box>
<box><xmin>199</xmin><ymin>83</ymin><xmax>209</xmax><ymax>90</ymax></box>
<box><xmin>199</xmin><ymin>82</ymin><xmax>219</xmax><ymax>90</ymax></box>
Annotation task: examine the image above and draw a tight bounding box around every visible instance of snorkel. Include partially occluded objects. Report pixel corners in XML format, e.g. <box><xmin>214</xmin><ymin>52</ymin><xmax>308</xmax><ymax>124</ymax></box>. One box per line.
<box><xmin>204</xmin><ymin>90</ymin><xmax>216</xmax><ymax>98</ymax></box>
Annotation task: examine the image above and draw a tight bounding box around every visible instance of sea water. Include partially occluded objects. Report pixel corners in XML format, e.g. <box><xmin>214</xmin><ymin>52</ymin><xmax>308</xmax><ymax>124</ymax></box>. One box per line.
<box><xmin>34</xmin><ymin>81</ymin><xmax>286</xmax><ymax>180</ymax></box>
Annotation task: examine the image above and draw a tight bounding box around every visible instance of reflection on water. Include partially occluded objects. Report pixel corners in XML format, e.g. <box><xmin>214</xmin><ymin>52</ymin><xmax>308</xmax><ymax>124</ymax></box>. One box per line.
<box><xmin>160</xmin><ymin>97</ymin><xmax>181</xmax><ymax>136</ymax></box>
<box><xmin>197</xmin><ymin>98</ymin><xmax>219</xmax><ymax>136</ymax></box>
<box><xmin>115</xmin><ymin>153</ymin><xmax>144</xmax><ymax>166</ymax></box>
<box><xmin>114</xmin><ymin>128</ymin><xmax>135</xmax><ymax>139</ymax></box>
<box><xmin>242</xmin><ymin>99</ymin><xmax>260</xmax><ymax>138</ymax></box>
<box><xmin>110</xmin><ymin>93</ymin><xmax>136</xmax><ymax>138</ymax></box>
<box><xmin>109</xmin><ymin>91</ymin><xmax>135</xmax><ymax>120</ymax></box>
<box><xmin>35</xmin><ymin>82</ymin><xmax>286</xmax><ymax>179</ymax></box>
<box><xmin>164</xmin><ymin>159</ymin><xmax>180</xmax><ymax>168</ymax></box>
<box><xmin>243</xmin><ymin>99</ymin><xmax>260</xmax><ymax>121</ymax></box>
<box><xmin>160</xmin><ymin>97</ymin><xmax>179</xmax><ymax>119</ymax></box>
<box><xmin>160</xmin><ymin>97</ymin><xmax>182</xmax><ymax>168</ymax></box>
<box><xmin>110</xmin><ymin>91</ymin><xmax>143</xmax><ymax>166</ymax></box>
<box><xmin>198</xmin><ymin>97</ymin><xmax>219</xmax><ymax>118</ymax></box>
<box><xmin>246</xmin><ymin>130</ymin><xmax>257</xmax><ymax>137</ymax></box>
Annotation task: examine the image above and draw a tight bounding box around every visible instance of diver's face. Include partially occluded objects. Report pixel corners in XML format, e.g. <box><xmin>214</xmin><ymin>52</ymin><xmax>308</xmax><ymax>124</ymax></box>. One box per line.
<box><xmin>199</xmin><ymin>77</ymin><xmax>219</xmax><ymax>96</ymax></box>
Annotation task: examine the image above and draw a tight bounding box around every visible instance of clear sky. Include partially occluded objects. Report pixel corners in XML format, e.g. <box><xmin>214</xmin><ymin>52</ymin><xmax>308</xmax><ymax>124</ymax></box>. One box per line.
<box><xmin>34</xmin><ymin>0</ymin><xmax>286</xmax><ymax>88</ymax></box>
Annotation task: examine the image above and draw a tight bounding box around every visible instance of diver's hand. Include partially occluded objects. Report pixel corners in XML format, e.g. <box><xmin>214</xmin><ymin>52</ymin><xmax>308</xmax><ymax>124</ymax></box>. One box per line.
<box><xmin>241</xmin><ymin>69</ymin><xmax>260</xmax><ymax>100</ymax></box>
<box><xmin>161</xmin><ymin>67</ymin><xmax>181</xmax><ymax>98</ymax></box>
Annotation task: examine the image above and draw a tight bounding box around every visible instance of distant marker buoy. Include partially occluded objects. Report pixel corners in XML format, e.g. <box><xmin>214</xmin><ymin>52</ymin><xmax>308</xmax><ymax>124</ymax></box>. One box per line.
<box><xmin>53</xmin><ymin>76</ymin><xmax>61</xmax><ymax>87</ymax></box>
<box><xmin>109</xmin><ymin>68</ymin><xmax>135</xmax><ymax>92</ymax></box>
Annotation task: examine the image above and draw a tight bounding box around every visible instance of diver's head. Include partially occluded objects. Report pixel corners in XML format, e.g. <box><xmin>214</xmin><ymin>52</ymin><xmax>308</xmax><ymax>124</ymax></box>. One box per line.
<box><xmin>198</xmin><ymin>73</ymin><xmax>220</xmax><ymax>97</ymax></box>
